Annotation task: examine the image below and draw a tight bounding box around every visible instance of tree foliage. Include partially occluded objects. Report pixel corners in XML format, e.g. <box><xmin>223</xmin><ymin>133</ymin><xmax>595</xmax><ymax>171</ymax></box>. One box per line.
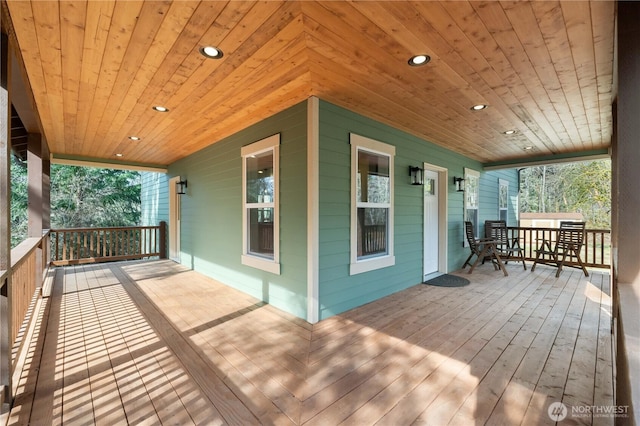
<box><xmin>519</xmin><ymin>159</ymin><xmax>611</xmax><ymax>228</ymax></box>
<box><xmin>10</xmin><ymin>156</ymin><xmax>28</xmax><ymax>247</ymax></box>
<box><xmin>51</xmin><ymin>164</ymin><xmax>141</xmax><ymax>228</ymax></box>
<box><xmin>10</xmin><ymin>155</ymin><xmax>141</xmax><ymax>247</ymax></box>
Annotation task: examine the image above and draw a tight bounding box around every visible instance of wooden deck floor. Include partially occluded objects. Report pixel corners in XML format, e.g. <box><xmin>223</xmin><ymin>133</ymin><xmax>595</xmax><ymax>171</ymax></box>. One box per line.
<box><xmin>6</xmin><ymin>260</ymin><xmax>613</xmax><ymax>425</ymax></box>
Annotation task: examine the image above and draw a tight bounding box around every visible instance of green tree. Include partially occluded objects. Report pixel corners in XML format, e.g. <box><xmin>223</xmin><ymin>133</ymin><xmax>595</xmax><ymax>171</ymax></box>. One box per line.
<box><xmin>10</xmin><ymin>155</ymin><xmax>28</xmax><ymax>247</ymax></box>
<box><xmin>9</xmin><ymin>159</ymin><xmax>141</xmax><ymax>247</ymax></box>
<box><xmin>51</xmin><ymin>165</ymin><xmax>141</xmax><ymax>228</ymax></box>
<box><xmin>519</xmin><ymin>159</ymin><xmax>611</xmax><ymax>228</ymax></box>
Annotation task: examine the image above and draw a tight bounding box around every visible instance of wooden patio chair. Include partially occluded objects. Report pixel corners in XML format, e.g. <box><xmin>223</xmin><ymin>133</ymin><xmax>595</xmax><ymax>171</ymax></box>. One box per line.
<box><xmin>484</xmin><ymin>220</ymin><xmax>526</xmax><ymax>270</ymax></box>
<box><xmin>531</xmin><ymin>221</ymin><xmax>589</xmax><ymax>277</ymax></box>
<box><xmin>462</xmin><ymin>221</ymin><xmax>502</xmax><ymax>273</ymax></box>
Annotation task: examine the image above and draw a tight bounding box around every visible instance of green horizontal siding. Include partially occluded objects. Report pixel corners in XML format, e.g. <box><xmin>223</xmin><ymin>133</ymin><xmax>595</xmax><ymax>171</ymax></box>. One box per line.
<box><xmin>317</xmin><ymin>100</ymin><xmax>517</xmax><ymax>320</ymax></box>
<box><xmin>479</xmin><ymin>170</ymin><xmax>520</xmax><ymax>235</ymax></box>
<box><xmin>140</xmin><ymin>97</ymin><xmax>519</xmax><ymax>322</ymax></box>
<box><xmin>140</xmin><ymin>172</ymin><xmax>169</xmax><ymax>227</ymax></box>
<box><xmin>168</xmin><ymin>102</ymin><xmax>308</xmax><ymax>319</ymax></box>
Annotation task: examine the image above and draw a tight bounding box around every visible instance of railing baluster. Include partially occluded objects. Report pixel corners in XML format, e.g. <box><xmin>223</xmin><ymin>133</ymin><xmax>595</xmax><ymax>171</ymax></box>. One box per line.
<box><xmin>508</xmin><ymin>225</ymin><xmax>610</xmax><ymax>268</ymax></box>
<box><xmin>49</xmin><ymin>225</ymin><xmax>164</xmax><ymax>266</ymax></box>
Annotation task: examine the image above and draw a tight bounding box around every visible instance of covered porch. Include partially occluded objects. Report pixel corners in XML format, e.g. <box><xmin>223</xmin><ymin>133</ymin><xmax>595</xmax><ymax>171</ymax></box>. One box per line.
<box><xmin>7</xmin><ymin>260</ymin><xmax>613</xmax><ymax>425</ymax></box>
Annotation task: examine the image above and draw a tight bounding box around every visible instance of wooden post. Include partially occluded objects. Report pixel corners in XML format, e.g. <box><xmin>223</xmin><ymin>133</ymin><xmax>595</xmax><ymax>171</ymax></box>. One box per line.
<box><xmin>0</xmin><ymin>31</ymin><xmax>13</xmax><ymax>410</ymax></box>
<box><xmin>615</xmin><ymin>2</ymin><xmax>640</xmax><ymax>421</ymax></box>
<box><xmin>42</xmin><ymin>153</ymin><xmax>50</xmax><ymax>231</ymax></box>
<box><xmin>27</xmin><ymin>133</ymin><xmax>43</xmax><ymax>288</ymax></box>
<box><xmin>159</xmin><ymin>221</ymin><xmax>167</xmax><ymax>259</ymax></box>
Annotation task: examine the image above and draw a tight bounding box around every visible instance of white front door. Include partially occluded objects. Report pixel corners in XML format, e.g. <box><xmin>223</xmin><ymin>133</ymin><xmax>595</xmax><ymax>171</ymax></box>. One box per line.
<box><xmin>423</xmin><ymin>169</ymin><xmax>440</xmax><ymax>278</ymax></box>
<box><xmin>169</xmin><ymin>176</ymin><xmax>181</xmax><ymax>262</ymax></box>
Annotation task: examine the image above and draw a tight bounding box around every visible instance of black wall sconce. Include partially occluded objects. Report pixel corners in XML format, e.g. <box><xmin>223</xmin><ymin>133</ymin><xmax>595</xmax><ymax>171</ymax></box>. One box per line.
<box><xmin>176</xmin><ymin>179</ymin><xmax>188</xmax><ymax>195</ymax></box>
<box><xmin>409</xmin><ymin>166</ymin><xmax>424</xmax><ymax>186</ymax></box>
<box><xmin>453</xmin><ymin>176</ymin><xmax>465</xmax><ymax>192</ymax></box>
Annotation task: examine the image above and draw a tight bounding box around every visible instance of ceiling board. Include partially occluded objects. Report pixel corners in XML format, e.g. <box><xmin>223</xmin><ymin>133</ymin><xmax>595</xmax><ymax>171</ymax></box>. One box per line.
<box><xmin>5</xmin><ymin>0</ymin><xmax>615</xmax><ymax>166</ymax></box>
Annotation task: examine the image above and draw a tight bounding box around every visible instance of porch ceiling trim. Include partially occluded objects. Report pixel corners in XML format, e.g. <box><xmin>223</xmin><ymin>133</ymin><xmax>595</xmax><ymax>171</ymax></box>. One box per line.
<box><xmin>483</xmin><ymin>148</ymin><xmax>610</xmax><ymax>171</ymax></box>
<box><xmin>52</xmin><ymin>154</ymin><xmax>167</xmax><ymax>174</ymax></box>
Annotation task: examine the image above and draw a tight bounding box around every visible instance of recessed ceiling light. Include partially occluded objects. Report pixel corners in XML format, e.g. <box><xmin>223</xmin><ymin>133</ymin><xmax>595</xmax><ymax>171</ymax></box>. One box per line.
<box><xmin>471</xmin><ymin>104</ymin><xmax>488</xmax><ymax>111</ymax></box>
<box><xmin>408</xmin><ymin>54</ymin><xmax>431</xmax><ymax>66</ymax></box>
<box><xmin>128</xmin><ymin>136</ymin><xmax>141</xmax><ymax>141</ymax></box>
<box><xmin>199</xmin><ymin>46</ymin><xmax>223</xmax><ymax>59</ymax></box>
<box><xmin>115</xmin><ymin>153</ymin><xmax>123</xmax><ymax>157</ymax></box>
<box><xmin>152</xmin><ymin>106</ymin><xmax>169</xmax><ymax>112</ymax></box>
<box><xmin>503</xmin><ymin>130</ymin><xmax>517</xmax><ymax>135</ymax></box>
<box><xmin>523</xmin><ymin>146</ymin><xmax>533</xmax><ymax>151</ymax></box>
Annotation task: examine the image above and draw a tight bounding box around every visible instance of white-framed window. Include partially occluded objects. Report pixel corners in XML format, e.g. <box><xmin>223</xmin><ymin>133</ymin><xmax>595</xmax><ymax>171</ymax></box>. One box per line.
<box><xmin>350</xmin><ymin>133</ymin><xmax>395</xmax><ymax>275</ymax></box>
<box><xmin>241</xmin><ymin>134</ymin><xmax>280</xmax><ymax>275</ymax></box>
<box><xmin>464</xmin><ymin>168</ymin><xmax>480</xmax><ymax>239</ymax></box>
<box><xmin>499</xmin><ymin>179</ymin><xmax>509</xmax><ymax>223</ymax></box>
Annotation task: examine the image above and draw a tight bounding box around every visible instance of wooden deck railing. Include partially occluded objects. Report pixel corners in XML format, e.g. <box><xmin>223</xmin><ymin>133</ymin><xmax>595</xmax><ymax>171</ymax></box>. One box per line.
<box><xmin>50</xmin><ymin>223</ymin><xmax>166</xmax><ymax>266</ymax></box>
<box><xmin>2</xmin><ymin>232</ymin><xmax>50</xmax><ymax>367</ymax></box>
<box><xmin>506</xmin><ymin>226</ymin><xmax>611</xmax><ymax>269</ymax></box>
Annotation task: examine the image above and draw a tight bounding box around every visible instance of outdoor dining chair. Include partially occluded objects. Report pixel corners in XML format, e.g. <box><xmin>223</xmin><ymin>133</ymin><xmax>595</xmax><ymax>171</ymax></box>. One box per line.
<box><xmin>531</xmin><ymin>221</ymin><xmax>589</xmax><ymax>277</ymax></box>
<box><xmin>462</xmin><ymin>221</ymin><xmax>508</xmax><ymax>275</ymax></box>
<box><xmin>484</xmin><ymin>220</ymin><xmax>526</xmax><ymax>270</ymax></box>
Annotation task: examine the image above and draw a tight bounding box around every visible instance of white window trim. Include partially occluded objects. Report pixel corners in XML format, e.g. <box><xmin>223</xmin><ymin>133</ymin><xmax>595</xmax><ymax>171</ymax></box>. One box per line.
<box><xmin>464</xmin><ymin>167</ymin><xmax>480</xmax><ymax>243</ymax></box>
<box><xmin>499</xmin><ymin>178</ymin><xmax>509</xmax><ymax>223</ymax></box>
<box><xmin>241</xmin><ymin>134</ymin><xmax>281</xmax><ymax>275</ymax></box>
<box><xmin>349</xmin><ymin>133</ymin><xmax>396</xmax><ymax>275</ymax></box>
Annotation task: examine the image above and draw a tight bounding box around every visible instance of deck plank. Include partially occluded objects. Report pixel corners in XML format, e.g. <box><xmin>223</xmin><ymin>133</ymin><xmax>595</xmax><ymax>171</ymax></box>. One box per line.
<box><xmin>521</xmin><ymin>270</ymin><xmax>594</xmax><ymax>424</ymax></box>
<box><xmin>466</xmin><ymin>269</ymin><xmax>581</xmax><ymax>425</ymax></box>
<box><xmin>7</xmin><ymin>260</ymin><xmax>614</xmax><ymax>425</ymax></box>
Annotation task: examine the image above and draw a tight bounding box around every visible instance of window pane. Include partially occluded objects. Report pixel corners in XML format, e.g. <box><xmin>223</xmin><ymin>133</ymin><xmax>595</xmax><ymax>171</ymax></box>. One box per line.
<box><xmin>466</xmin><ymin>208</ymin><xmax>478</xmax><ymax>235</ymax></box>
<box><xmin>356</xmin><ymin>207</ymin><xmax>388</xmax><ymax>259</ymax></box>
<box><xmin>248</xmin><ymin>207</ymin><xmax>274</xmax><ymax>258</ymax></box>
<box><xmin>425</xmin><ymin>178</ymin><xmax>435</xmax><ymax>195</ymax></box>
<box><xmin>499</xmin><ymin>184</ymin><xmax>508</xmax><ymax>208</ymax></box>
<box><xmin>465</xmin><ymin>175</ymin><xmax>479</xmax><ymax>208</ymax></box>
<box><xmin>357</xmin><ymin>151</ymin><xmax>390</xmax><ymax>203</ymax></box>
<box><xmin>246</xmin><ymin>150</ymin><xmax>274</xmax><ymax>204</ymax></box>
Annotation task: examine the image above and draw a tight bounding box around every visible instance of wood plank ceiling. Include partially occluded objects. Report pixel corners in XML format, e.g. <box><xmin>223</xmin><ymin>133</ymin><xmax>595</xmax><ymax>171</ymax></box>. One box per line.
<box><xmin>4</xmin><ymin>1</ymin><xmax>615</xmax><ymax>167</ymax></box>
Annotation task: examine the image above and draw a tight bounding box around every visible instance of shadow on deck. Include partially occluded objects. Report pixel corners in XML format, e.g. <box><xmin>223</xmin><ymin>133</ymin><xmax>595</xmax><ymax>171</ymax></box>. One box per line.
<box><xmin>7</xmin><ymin>260</ymin><xmax>614</xmax><ymax>425</ymax></box>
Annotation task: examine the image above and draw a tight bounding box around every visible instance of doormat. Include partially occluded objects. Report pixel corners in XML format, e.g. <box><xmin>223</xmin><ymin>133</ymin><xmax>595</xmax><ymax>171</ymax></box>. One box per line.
<box><xmin>424</xmin><ymin>274</ymin><xmax>470</xmax><ymax>287</ymax></box>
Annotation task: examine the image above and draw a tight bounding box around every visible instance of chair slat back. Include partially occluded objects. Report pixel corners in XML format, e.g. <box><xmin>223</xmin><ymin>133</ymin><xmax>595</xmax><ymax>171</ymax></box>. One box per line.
<box><xmin>465</xmin><ymin>221</ymin><xmax>480</xmax><ymax>253</ymax></box>
<box><xmin>556</xmin><ymin>221</ymin><xmax>586</xmax><ymax>251</ymax></box>
<box><xmin>485</xmin><ymin>220</ymin><xmax>508</xmax><ymax>246</ymax></box>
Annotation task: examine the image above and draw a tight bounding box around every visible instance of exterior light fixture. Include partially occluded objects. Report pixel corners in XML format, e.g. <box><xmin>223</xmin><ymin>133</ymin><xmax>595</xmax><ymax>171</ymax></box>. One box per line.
<box><xmin>408</xmin><ymin>54</ymin><xmax>431</xmax><ymax>66</ymax></box>
<box><xmin>471</xmin><ymin>104</ymin><xmax>488</xmax><ymax>111</ymax></box>
<box><xmin>176</xmin><ymin>179</ymin><xmax>188</xmax><ymax>195</ymax></box>
<box><xmin>152</xmin><ymin>106</ymin><xmax>169</xmax><ymax>112</ymax></box>
<box><xmin>409</xmin><ymin>166</ymin><xmax>424</xmax><ymax>185</ymax></box>
<box><xmin>128</xmin><ymin>136</ymin><xmax>140</xmax><ymax>141</ymax></box>
<box><xmin>453</xmin><ymin>176</ymin><xmax>465</xmax><ymax>192</ymax></box>
<box><xmin>199</xmin><ymin>46</ymin><xmax>223</xmax><ymax>59</ymax></box>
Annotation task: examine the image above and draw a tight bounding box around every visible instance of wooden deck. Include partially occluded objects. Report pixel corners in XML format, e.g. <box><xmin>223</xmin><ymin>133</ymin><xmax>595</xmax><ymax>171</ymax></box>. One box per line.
<box><xmin>6</xmin><ymin>260</ymin><xmax>614</xmax><ymax>425</ymax></box>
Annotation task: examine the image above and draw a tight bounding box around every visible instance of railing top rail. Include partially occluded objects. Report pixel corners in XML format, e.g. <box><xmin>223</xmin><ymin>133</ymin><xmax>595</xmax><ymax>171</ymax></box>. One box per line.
<box><xmin>506</xmin><ymin>225</ymin><xmax>610</xmax><ymax>233</ymax></box>
<box><xmin>51</xmin><ymin>225</ymin><xmax>160</xmax><ymax>232</ymax></box>
<box><xmin>11</xmin><ymin>236</ymin><xmax>46</xmax><ymax>269</ymax></box>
